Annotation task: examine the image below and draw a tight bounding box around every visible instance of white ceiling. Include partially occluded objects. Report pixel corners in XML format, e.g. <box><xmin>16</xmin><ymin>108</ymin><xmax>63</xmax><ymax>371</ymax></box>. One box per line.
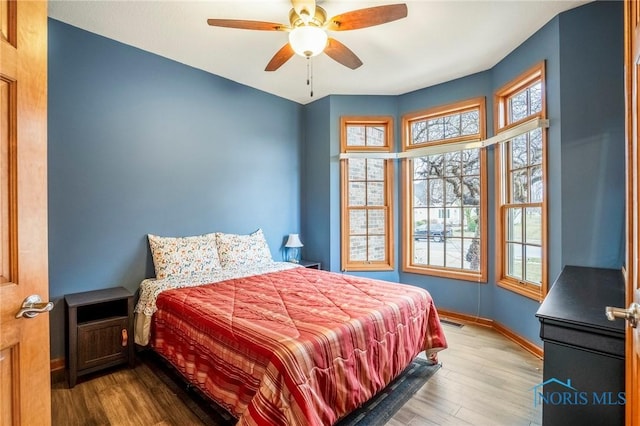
<box><xmin>48</xmin><ymin>0</ymin><xmax>589</xmax><ymax>105</ymax></box>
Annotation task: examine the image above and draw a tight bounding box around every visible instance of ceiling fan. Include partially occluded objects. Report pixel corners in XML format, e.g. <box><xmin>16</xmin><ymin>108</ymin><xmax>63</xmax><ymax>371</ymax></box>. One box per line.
<box><xmin>207</xmin><ymin>0</ymin><xmax>408</xmax><ymax>72</ymax></box>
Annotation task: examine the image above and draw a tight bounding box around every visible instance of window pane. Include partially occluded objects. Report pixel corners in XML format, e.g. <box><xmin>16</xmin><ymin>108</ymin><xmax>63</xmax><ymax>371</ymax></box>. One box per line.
<box><xmin>511</xmin><ymin>169</ymin><xmax>528</xmax><ymax>203</ymax></box>
<box><xmin>461</xmin><ymin>111</ymin><xmax>479</xmax><ymax>135</ymax></box>
<box><xmin>348</xmin><ymin>158</ymin><xmax>366</xmax><ymax>180</ymax></box>
<box><xmin>444</xmin><ymin>151</ymin><xmax>461</xmax><ymax>177</ymax></box>
<box><xmin>348</xmin><ymin>182</ymin><xmax>366</xmax><ymax>206</ymax></box>
<box><xmin>530</xmin><ymin>166</ymin><xmax>543</xmax><ymax>202</ymax></box>
<box><xmin>428</xmin><ymin>180</ymin><xmax>444</xmax><ymax>206</ymax></box>
<box><xmin>463</xmin><ymin>207</ymin><xmax>480</xmax><ymax>237</ymax></box>
<box><xmin>445</xmin><ymin>181</ymin><xmax>461</xmax><ymax>206</ymax></box>
<box><xmin>366</xmin><ymin>126</ymin><xmax>385</xmax><ymax>146</ymax></box>
<box><xmin>509</xmin><ymin>90</ymin><xmax>529</xmax><ymax>122</ymax></box>
<box><xmin>368</xmin><ymin>236</ymin><xmax>385</xmax><ymax>261</ymax></box>
<box><xmin>413</xmin><ymin>181</ymin><xmax>427</xmax><ymax>206</ymax></box>
<box><xmin>429</xmin><ymin>240</ymin><xmax>445</xmax><ymax>267</ymax></box>
<box><xmin>525</xmin><ymin>207</ymin><xmax>542</xmax><ymax>245</ymax></box>
<box><xmin>349</xmin><ymin>236</ymin><xmax>366</xmax><ymax>261</ymax></box>
<box><xmin>507</xmin><ymin>242</ymin><xmax>523</xmax><ymax>280</ymax></box>
<box><xmin>428</xmin><ymin>117</ymin><xmax>444</xmax><ymax>141</ymax></box>
<box><xmin>507</xmin><ymin>208</ymin><xmax>522</xmax><ymax>242</ymax></box>
<box><xmin>445</xmin><ymin>238</ymin><xmax>463</xmax><ymax>269</ymax></box>
<box><xmin>413</xmin><ymin>158</ymin><xmax>429</xmax><ymax>179</ymax></box>
<box><xmin>462</xmin><ymin>176</ymin><xmax>480</xmax><ymax>206</ymax></box>
<box><xmin>525</xmin><ymin>245</ymin><xmax>542</xmax><ymax>284</ymax></box>
<box><xmin>413</xmin><ymin>238</ymin><xmax>428</xmax><ymax>265</ymax></box>
<box><xmin>529</xmin><ymin>82</ymin><xmax>542</xmax><ymax>115</ymax></box>
<box><xmin>530</xmin><ymin>129</ymin><xmax>543</xmax><ymax>165</ymax></box>
<box><xmin>444</xmin><ymin>115</ymin><xmax>460</xmax><ymax>139</ymax></box>
<box><xmin>464</xmin><ymin>239</ymin><xmax>481</xmax><ymax>270</ymax></box>
<box><xmin>346</xmin><ymin>125</ymin><xmax>366</xmax><ymax>146</ymax></box>
<box><xmin>427</xmin><ymin>155</ymin><xmax>444</xmax><ymax>177</ymax></box>
<box><xmin>463</xmin><ymin>149</ymin><xmax>480</xmax><ymax>175</ymax></box>
<box><xmin>367</xmin><ymin>158</ymin><xmax>384</xmax><ymax>180</ymax></box>
<box><xmin>511</xmin><ymin>135</ymin><xmax>528</xmax><ymax>169</ymax></box>
<box><xmin>368</xmin><ymin>210</ymin><xmax>385</xmax><ymax>234</ymax></box>
<box><xmin>411</xmin><ymin>121</ymin><xmax>428</xmax><ymax>145</ymax></box>
<box><xmin>349</xmin><ymin>210</ymin><xmax>366</xmax><ymax>235</ymax></box>
<box><xmin>414</xmin><ymin>208</ymin><xmax>427</xmax><ymax>227</ymax></box>
<box><xmin>367</xmin><ymin>182</ymin><xmax>384</xmax><ymax>206</ymax></box>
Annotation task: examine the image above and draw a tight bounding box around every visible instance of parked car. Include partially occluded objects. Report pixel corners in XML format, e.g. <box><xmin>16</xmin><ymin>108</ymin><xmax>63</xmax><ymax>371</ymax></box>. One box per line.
<box><xmin>414</xmin><ymin>224</ymin><xmax>452</xmax><ymax>242</ymax></box>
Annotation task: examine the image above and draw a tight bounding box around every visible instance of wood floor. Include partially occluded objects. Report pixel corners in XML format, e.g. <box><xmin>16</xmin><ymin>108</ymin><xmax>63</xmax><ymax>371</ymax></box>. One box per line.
<box><xmin>51</xmin><ymin>321</ymin><xmax>543</xmax><ymax>426</ymax></box>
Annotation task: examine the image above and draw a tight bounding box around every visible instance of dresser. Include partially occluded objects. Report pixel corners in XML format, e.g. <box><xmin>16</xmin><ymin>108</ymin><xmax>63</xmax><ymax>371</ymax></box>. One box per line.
<box><xmin>536</xmin><ymin>266</ymin><xmax>625</xmax><ymax>426</ymax></box>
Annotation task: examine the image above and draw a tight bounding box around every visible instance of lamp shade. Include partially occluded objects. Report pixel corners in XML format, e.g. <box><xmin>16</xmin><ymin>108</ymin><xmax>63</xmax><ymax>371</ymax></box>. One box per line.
<box><xmin>288</xmin><ymin>26</ymin><xmax>328</xmax><ymax>57</ymax></box>
<box><xmin>285</xmin><ymin>233</ymin><xmax>304</xmax><ymax>248</ymax></box>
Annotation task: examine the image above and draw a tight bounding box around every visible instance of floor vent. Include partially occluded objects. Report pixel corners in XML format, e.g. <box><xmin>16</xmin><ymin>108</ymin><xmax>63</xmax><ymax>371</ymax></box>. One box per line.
<box><xmin>440</xmin><ymin>318</ymin><xmax>464</xmax><ymax>328</ymax></box>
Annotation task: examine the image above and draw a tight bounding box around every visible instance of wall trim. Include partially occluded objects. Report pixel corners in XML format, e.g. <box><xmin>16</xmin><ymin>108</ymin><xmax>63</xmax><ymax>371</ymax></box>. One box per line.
<box><xmin>437</xmin><ymin>308</ymin><xmax>543</xmax><ymax>359</ymax></box>
<box><xmin>51</xmin><ymin>357</ymin><xmax>65</xmax><ymax>373</ymax></box>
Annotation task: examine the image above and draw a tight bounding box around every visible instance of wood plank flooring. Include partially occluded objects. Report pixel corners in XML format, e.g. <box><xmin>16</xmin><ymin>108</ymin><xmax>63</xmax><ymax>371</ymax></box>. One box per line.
<box><xmin>51</xmin><ymin>321</ymin><xmax>543</xmax><ymax>426</ymax></box>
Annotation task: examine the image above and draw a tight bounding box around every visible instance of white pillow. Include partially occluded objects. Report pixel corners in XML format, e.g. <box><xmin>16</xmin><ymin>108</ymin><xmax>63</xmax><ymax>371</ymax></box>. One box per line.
<box><xmin>216</xmin><ymin>229</ymin><xmax>273</xmax><ymax>268</ymax></box>
<box><xmin>148</xmin><ymin>233</ymin><xmax>221</xmax><ymax>279</ymax></box>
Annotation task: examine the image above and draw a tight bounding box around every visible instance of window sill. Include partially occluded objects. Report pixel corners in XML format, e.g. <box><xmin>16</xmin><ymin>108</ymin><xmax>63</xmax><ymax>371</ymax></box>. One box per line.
<box><xmin>402</xmin><ymin>265</ymin><xmax>487</xmax><ymax>283</ymax></box>
<box><xmin>497</xmin><ymin>278</ymin><xmax>543</xmax><ymax>302</ymax></box>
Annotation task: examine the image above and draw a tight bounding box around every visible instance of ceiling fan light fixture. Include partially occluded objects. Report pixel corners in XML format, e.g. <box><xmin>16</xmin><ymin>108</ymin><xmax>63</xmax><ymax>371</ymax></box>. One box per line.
<box><xmin>289</xmin><ymin>26</ymin><xmax>328</xmax><ymax>57</ymax></box>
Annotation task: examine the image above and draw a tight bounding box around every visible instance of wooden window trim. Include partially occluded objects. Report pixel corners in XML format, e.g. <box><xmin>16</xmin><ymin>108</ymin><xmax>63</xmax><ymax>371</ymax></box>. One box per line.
<box><xmin>340</xmin><ymin>116</ymin><xmax>394</xmax><ymax>271</ymax></box>
<box><xmin>494</xmin><ymin>61</ymin><xmax>548</xmax><ymax>301</ymax></box>
<box><xmin>401</xmin><ymin>97</ymin><xmax>487</xmax><ymax>282</ymax></box>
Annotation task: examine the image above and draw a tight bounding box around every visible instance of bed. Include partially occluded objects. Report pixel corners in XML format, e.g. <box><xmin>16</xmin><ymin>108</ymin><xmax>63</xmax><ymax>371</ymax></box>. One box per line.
<box><xmin>134</xmin><ymin>230</ymin><xmax>448</xmax><ymax>426</ymax></box>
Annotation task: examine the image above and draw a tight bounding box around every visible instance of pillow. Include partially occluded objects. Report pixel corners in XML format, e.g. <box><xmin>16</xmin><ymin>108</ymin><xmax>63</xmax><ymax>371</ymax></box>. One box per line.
<box><xmin>147</xmin><ymin>233</ymin><xmax>221</xmax><ymax>279</ymax></box>
<box><xmin>215</xmin><ymin>229</ymin><xmax>273</xmax><ymax>268</ymax></box>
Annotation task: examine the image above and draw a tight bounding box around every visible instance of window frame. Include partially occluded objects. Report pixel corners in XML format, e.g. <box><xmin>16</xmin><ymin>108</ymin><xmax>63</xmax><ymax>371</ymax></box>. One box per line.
<box><xmin>340</xmin><ymin>116</ymin><xmax>395</xmax><ymax>272</ymax></box>
<box><xmin>494</xmin><ymin>61</ymin><xmax>548</xmax><ymax>301</ymax></box>
<box><xmin>401</xmin><ymin>97</ymin><xmax>488</xmax><ymax>282</ymax></box>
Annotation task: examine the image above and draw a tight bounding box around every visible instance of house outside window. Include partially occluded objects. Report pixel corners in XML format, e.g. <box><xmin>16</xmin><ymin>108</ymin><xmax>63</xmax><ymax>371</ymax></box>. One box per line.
<box><xmin>402</xmin><ymin>98</ymin><xmax>487</xmax><ymax>282</ymax></box>
<box><xmin>340</xmin><ymin>117</ymin><xmax>394</xmax><ymax>271</ymax></box>
<box><xmin>494</xmin><ymin>62</ymin><xmax>548</xmax><ymax>300</ymax></box>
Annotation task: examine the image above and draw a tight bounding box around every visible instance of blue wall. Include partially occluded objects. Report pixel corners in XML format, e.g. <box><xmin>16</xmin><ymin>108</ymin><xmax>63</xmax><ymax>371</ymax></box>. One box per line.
<box><xmin>48</xmin><ymin>19</ymin><xmax>302</xmax><ymax>358</ymax></box>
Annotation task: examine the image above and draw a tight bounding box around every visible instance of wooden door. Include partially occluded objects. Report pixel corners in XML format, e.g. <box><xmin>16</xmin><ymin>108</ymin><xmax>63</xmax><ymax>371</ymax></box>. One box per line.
<box><xmin>0</xmin><ymin>1</ymin><xmax>50</xmax><ymax>425</ymax></box>
<box><xmin>625</xmin><ymin>0</ymin><xmax>640</xmax><ymax>424</ymax></box>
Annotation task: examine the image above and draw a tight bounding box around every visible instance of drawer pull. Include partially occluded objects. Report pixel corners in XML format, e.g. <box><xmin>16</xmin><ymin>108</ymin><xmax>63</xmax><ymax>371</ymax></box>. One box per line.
<box><xmin>121</xmin><ymin>329</ymin><xmax>128</xmax><ymax>347</ymax></box>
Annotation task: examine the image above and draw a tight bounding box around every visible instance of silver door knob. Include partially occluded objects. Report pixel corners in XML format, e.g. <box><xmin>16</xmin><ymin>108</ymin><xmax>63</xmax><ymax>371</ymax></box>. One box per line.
<box><xmin>605</xmin><ymin>302</ymin><xmax>640</xmax><ymax>328</ymax></box>
<box><xmin>15</xmin><ymin>295</ymin><xmax>54</xmax><ymax>319</ymax></box>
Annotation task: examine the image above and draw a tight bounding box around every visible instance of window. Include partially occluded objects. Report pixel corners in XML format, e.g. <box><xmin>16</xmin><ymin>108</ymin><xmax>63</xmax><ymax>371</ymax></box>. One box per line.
<box><xmin>402</xmin><ymin>98</ymin><xmax>487</xmax><ymax>281</ymax></box>
<box><xmin>495</xmin><ymin>62</ymin><xmax>547</xmax><ymax>300</ymax></box>
<box><xmin>340</xmin><ymin>117</ymin><xmax>394</xmax><ymax>271</ymax></box>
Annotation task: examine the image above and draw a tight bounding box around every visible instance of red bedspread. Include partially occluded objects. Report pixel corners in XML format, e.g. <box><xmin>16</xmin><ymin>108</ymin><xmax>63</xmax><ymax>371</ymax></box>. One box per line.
<box><xmin>151</xmin><ymin>267</ymin><xmax>447</xmax><ymax>426</ymax></box>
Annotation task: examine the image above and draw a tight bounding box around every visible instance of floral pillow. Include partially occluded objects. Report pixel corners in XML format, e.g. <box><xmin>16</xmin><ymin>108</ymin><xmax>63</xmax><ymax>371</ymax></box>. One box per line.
<box><xmin>148</xmin><ymin>233</ymin><xmax>221</xmax><ymax>279</ymax></box>
<box><xmin>216</xmin><ymin>229</ymin><xmax>273</xmax><ymax>268</ymax></box>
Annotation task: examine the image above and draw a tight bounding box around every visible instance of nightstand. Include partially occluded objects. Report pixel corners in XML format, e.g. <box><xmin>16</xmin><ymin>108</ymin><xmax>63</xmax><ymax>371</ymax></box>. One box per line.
<box><xmin>65</xmin><ymin>287</ymin><xmax>135</xmax><ymax>388</ymax></box>
<box><xmin>299</xmin><ymin>260</ymin><xmax>321</xmax><ymax>269</ymax></box>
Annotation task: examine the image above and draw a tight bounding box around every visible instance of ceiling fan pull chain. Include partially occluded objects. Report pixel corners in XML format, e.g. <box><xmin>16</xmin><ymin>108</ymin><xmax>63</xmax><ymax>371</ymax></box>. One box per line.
<box><xmin>310</xmin><ymin>57</ymin><xmax>314</xmax><ymax>97</ymax></box>
<box><xmin>305</xmin><ymin>56</ymin><xmax>314</xmax><ymax>97</ymax></box>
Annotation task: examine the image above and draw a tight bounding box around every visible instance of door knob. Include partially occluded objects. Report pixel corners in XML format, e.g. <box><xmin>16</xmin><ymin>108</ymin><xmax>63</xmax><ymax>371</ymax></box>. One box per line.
<box><xmin>605</xmin><ymin>302</ymin><xmax>640</xmax><ymax>328</ymax></box>
<box><xmin>15</xmin><ymin>295</ymin><xmax>54</xmax><ymax>319</ymax></box>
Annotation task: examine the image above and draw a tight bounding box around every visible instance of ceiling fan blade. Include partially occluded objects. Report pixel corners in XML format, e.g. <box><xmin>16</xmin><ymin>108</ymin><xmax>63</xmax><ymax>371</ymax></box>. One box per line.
<box><xmin>326</xmin><ymin>4</ymin><xmax>408</xmax><ymax>31</ymax></box>
<box><xmin>324</xmin><ymin>38</ymin><xmax>363</xmax><ymax>70</ymax></box>
<box><xmin>265</xmin><ymin>43</ymin><xmax>295</xmax><ymax>71</ymax></box>
<box><xmin>207</xmin><ymin>19</ymin><xmax>288</xmax><ymax>31</ymax></box>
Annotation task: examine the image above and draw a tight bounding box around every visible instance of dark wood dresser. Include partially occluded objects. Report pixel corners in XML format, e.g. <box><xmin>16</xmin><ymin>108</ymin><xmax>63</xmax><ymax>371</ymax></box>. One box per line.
<box><xmin>536</xmin><ymin>265</ymin><xmax>625</xmax><ymax>426</ymax></box>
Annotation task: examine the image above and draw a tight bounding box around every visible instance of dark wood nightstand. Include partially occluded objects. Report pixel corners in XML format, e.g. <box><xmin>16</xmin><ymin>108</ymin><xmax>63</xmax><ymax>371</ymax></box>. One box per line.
<box><xmin>65</xmin><ymin>287</ymin><xmax>135</xmax><ymax>388</ymax></box>
<box><xmin>299</xmin><ymin>260</ymin><xmax>321</xmax><ymax>269</ymax></box>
